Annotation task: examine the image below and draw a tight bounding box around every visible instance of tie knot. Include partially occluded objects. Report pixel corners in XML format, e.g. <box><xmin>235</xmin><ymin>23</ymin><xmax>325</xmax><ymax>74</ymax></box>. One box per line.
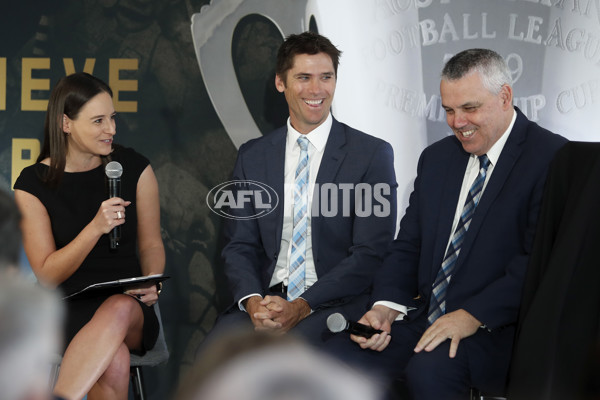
<box><xmin>478</xmin><ymin>154</ymin><xmax>490</xmax><ymax>171</ymax></box>
<box><xmin>297</xmin><ymin>136</ymin><xmax>309</xmax><ymax>151</ymax></box>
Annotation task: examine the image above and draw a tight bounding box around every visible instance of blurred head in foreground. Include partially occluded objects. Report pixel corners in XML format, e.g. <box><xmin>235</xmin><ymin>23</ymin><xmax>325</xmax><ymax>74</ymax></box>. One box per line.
<box><xmin>178</xmin><ymin>329</ymin><xmax>381</xmax><ymax>400</ymax></box>
<box><xmin>0</xmin><ymin>274</ymin><xmax>64</xmax><ymax>400</ymax></box>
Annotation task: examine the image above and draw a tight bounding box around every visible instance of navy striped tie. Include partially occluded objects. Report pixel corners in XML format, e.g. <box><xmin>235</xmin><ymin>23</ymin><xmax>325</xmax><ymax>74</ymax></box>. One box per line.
<box><xmin>427</xmin><ymin>154</ymin><xmax>491</xmax><ymax>325</ymax></box>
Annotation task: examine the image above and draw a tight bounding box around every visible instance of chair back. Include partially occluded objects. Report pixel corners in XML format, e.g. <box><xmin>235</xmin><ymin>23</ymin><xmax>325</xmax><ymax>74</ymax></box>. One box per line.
<box><xmin>131</xmin><ymin>303</ymin><xmax>169</xmax><ymax>367</ymax></box>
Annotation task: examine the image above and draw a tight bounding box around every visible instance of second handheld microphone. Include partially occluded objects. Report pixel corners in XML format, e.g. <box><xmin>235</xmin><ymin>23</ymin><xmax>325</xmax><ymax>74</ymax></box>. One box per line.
<box><xmin>326</xmin><ymin>312</ymin><xmax>383</xmax><ymax>338</ymax></box>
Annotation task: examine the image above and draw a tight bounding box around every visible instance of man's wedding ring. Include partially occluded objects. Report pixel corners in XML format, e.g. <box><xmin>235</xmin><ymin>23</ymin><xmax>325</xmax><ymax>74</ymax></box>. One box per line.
<box><xmin>117</xmin><ymin>211</ymin><xmax>122</xmax><ymax>219</ymax></box>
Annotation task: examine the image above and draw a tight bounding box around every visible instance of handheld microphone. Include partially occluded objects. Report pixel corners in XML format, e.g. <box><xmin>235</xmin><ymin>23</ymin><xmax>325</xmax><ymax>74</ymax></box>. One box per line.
<box><xmin>326</xmin><ymin>312</ymin><xmax>383</xmax><ymax>338</ymax></box>
<box><xmin>105</xmin><ymin>161</ymin><xmax>123</xmax><ymax>250</ymax></box>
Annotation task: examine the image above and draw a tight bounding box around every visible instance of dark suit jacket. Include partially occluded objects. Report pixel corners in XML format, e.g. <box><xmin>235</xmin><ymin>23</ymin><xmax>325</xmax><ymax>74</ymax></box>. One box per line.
<box><xmin>222</xmin><ymin>117</ymin><xmax>397</xmax><ymax>310</ymax></box>
<box><xmin>372</xmin><ymin>108</ymin><xmax>567</xmax><ymax>373</ymax></box>
<box><xmin>509</xmin><ymin>142</ymin><xmax>600</xmax><ymax>400</ymax></box>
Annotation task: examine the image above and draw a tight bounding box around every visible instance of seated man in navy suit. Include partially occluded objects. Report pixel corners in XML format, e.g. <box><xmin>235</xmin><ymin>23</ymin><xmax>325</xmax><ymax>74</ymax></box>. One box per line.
<box><xmin>325</xmin><ymin>49</ymin><xmax>567</xmax><ymax>399</ymax></box>
<box><xmin>202</xmin><ymin>32</ymin><xmax>397</xmax><ymax>348</ymax></box>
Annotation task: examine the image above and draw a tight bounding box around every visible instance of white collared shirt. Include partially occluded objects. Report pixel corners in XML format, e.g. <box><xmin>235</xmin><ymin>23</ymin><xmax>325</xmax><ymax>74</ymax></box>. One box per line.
<box><xmin>444</xmin><ymin>109</ymin><xmax>516</xmax><ymax>254</ymax></box>
<box><xmin>270</xmin><ymin>114</ymin><xmax>332</xmax><ymax>288</ymax></box>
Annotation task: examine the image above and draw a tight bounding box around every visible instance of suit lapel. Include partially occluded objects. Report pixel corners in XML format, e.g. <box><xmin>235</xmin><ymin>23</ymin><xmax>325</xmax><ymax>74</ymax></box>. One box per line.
<box><xmin>315</xmin><ymin>119</ymin><xmax>347</xmax><ymax>184</ymax></box>
<box><xmin>312</xmin><ymin>119</ymin><xmax>347</xmax><ymax>264</ymax></box>
<box><xmin>266</xmin><ymin>128</ymin><xmax>287</xmax><ymax>246</ymax></box>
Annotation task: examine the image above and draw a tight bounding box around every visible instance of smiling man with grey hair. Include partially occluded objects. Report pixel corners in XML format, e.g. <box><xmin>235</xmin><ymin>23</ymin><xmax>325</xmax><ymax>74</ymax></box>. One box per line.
<box><xmin>325</xmin><ymin>48</ymin><xmax>568</xmax><ymax>399</ymax></box>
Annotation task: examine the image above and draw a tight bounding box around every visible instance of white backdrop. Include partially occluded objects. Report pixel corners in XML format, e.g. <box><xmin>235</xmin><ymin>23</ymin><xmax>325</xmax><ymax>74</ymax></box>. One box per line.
<box><xmin>193</xmin><ymin>0</ymin><xmax>600</xmax><ymax>217</ymax></box>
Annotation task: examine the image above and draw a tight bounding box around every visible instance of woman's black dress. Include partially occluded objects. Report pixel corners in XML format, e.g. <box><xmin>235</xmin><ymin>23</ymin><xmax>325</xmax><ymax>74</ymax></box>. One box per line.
<box><xmin>14</xmin><ymin>146</ymin><xmax>159</xmax><ymax>354</ymax></box>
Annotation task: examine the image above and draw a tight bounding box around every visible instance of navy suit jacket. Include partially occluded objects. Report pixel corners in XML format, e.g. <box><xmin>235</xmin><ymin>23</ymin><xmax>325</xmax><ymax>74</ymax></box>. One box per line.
<box><xmin>223</xmin><ymin>117</ymin><xmax>397</xmax><ymax>310</ymax></box>
<box><xmin>373</xmin><ymin>108</ymin><xmax>567</xmax><ymax>333</ymax></box>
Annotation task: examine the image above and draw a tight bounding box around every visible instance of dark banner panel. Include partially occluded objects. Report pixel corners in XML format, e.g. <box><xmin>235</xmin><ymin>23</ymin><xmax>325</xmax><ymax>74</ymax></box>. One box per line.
<box><xmin>1</xmin><ymin>1</ymin><xmax>239</xmax><ymax>398</ymax></box>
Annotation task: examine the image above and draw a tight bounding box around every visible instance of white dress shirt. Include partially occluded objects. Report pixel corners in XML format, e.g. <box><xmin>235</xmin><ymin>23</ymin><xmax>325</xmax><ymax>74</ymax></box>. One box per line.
<box><xmin>270</xmin><ymin>114</ymin><xmax>331</xmax><ymax>288</ymax></box>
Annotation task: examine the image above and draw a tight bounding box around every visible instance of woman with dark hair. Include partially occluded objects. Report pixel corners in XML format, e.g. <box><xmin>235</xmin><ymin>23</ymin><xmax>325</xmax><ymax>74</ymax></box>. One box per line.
<box><xmin>13</xmin><ymin>72</ymin><xmax>164</xmax><ymax>400</ymax></box>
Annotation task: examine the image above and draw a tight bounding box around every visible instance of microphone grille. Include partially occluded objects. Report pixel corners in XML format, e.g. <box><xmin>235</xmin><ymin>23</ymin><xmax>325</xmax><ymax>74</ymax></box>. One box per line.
<box><xmin>326</xmin><ymin>313</ymin><xmax>347</xmax><ymax>333</ymax></box>
<box><xmin>105</xmin><ymin>161</ymin><xmax>123</xmax><ymax>179</ymax></box>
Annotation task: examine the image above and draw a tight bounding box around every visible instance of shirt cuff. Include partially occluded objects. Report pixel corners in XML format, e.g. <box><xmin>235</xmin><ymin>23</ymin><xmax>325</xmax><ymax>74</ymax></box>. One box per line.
<box><xmin>238</xmin><ymin>293</ymin><xmax>261</xmax><ymax>311</ymax></box>
<box><xmin>297</xmin><ymin>296</ymin><xmax>314</xmax><ymax>314</ymax></box>
<box><xmin>373</xmin><ymin>300</ymin><xmax>408</xmax><ymax>321</ymax></box>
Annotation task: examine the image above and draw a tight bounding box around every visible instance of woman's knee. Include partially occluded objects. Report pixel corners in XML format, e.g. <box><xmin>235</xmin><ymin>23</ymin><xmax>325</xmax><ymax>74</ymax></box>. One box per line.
<box><xmin>96</xmin><ymin>295</ymin><xmax>142</xmax><ymax>324</ymax></box>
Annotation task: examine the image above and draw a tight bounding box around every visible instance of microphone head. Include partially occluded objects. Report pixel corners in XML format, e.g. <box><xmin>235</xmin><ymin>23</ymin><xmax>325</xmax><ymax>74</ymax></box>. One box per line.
<box><xmin>326</xmin><ymin>312</ymin><xmax>348</xmax><ymax>333</ymax></box>
<box><xmin>105</xmin><ymin>161</ymin><xmax>123</xmax><ymax>179</ymax></box>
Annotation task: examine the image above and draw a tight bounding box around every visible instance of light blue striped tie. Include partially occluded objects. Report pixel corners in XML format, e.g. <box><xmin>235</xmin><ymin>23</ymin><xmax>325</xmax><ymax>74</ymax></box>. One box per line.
<box><xmin>288</xmin><ymin>136</ymin><xmax>309</xmax><ymax>301</ymax></box>
<box><xmin>427</xmin><ymin>154</ymin><xmax>491</xmax><ymax>325</ymax></box>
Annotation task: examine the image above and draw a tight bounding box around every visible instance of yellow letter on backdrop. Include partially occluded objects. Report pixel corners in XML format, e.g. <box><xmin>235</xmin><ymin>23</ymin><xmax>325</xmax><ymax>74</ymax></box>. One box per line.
<box><xmin>63</xmin><ymin>58</ymin><xmax>96</xmax><ymax>76</ymax></box>
<box><xmin>0</xmin><ymin>58</ymin><xmax>6</xmax><ymax>110</ymax></box>
<box><xmin>12</xmin><ymin>138</ymin><xmax>41</xmax><ymax>189</ymax></box>
<box><xmin>22</xmin><ymin>58</ymin><xmax>51</xmax><ymax>111</ymax></box>
<box><xmin>109</xmin><ymin>58</ymin><xmax>138</xmax><ymax>112</ymax></box>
